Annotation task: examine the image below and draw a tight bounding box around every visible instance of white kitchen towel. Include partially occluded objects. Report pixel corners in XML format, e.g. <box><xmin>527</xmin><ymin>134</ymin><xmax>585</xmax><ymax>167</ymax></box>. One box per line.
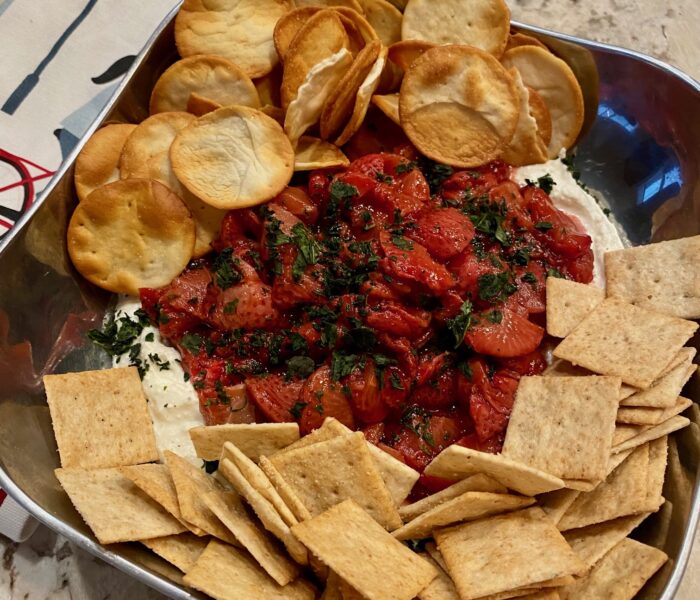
<box><xmin>0</xmin><ymin>0</ymin><xmax>178</xmax><ymax>540</ymax></box>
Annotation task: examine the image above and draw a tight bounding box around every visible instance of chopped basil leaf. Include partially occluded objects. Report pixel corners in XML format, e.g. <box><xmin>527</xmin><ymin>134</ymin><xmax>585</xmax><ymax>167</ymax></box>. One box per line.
<box><xmin>445</xmin><ymin>300</ymin><xmax>473</xmax><ymax>349</ymax></box>
<box><xmin>286</xmin><ymin>355</ymin><xmax>315</xmax><ymax>379</ymax></box>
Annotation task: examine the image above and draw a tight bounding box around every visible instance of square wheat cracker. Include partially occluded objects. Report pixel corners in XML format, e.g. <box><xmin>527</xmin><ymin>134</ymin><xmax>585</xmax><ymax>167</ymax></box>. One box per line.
<box><xmin>424</xmin><ymin>445</ymin><xmax>565</xmax><ymax>496</ymax></box>
<box><xmin>418</xmin><ymin>553</ymin><xmax>459</xmax><ymax>600</ymax></box>
<box><xmin>259</xmin><ymin>455</ymin><xmax>312</xmax><ymax>522</ymax></box>
<box><xmin>558</xmin><ymin>537</ymin><xmax>667</xmax><ymax>599</ymax></box>
<box><xmin>291</xmin><ymin>500</ymin><xmax>437</xmax><ymax>600</ymax></box>
<box><xmin>538</xmin><ymin>488</ymin><xmax>580</xmax><ymax>525</ymax></box>
<box><xmin>141</xmin><ymin>533</ymin><xmax>208</xmax><ymax>573</ymax></box>
<box><xmin>619</xmin><ymin>360</ymin><xmax>696</xmax><ymax>408</ymax></box>
<box><xmin>55</xmin><ymin>467</ymin><xmax>185</xmax><ymax>544</ymax></box>
<box><xmin>268</xmin><ymin>432</ymin><xmax>402</xmax><ymax>530</ymax></box>
<box><xmin>183</xmin><ymin>539</ymin><xmax>316</xmax><ymax>600</ymax></box>
<box><xmin>553</xmin><ymin>297</ymin><xmax>698</xmax><ymax>388</ymax></box>
<box><xmin>435</xmin><ymin>507</ymin><xmax>584</xmax><ymax>600</ymax></box>
<box><xmin>611</xmin><ymin>415</ymin><xmax>690</xmax><ymax>454</ymax></box>
<box><xmin>604</xmin><ymin>235</ymin><xmax>700</xmax><ymax>319</ymax></box>
<box><xmin>502</xmin><ymin>376</ymin><xmax>619</xmax><ymax>481</ymax></box>
<box><xmin>164</xmin><ymin>451</ymin><xmax>237</xmax><ymax>544</ymax></box>
<box><xmin>189</xmin><ymin>422</ymin><xmax>299</xmax><ymax>461</ymax></box>
<box><xmin>546</xmin><ymin>277</ymin><xmax>605</xmax><ymax>338</ymax></box>
<box><xmin>44</xmin><ymin>367</ymin><xmax>158</xmax><ymax>469</ymax></box>
<box><xmin>616</xmin><ymin>396</ymin><xmax>692</xmax><ymax>425</ymax></box>
<box><xmin>202</xmin><ymin>489</ymin><xmax>299</xmax><ymax>585</ymax></box>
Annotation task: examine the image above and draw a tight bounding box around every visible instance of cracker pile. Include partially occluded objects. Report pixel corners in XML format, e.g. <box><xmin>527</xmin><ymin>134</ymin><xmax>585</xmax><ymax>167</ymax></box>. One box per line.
<box><xmin>68</xmin><ymin>0</ymin><xmax>585</xmax><ymax>294</ymax></box>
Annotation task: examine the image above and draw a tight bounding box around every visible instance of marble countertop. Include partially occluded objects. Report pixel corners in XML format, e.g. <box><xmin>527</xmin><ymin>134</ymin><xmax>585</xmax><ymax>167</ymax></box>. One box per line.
<box><xmin>2</xmin><ymin>1</ymin><xmax>700</xmax><ymax>598</ymax></box>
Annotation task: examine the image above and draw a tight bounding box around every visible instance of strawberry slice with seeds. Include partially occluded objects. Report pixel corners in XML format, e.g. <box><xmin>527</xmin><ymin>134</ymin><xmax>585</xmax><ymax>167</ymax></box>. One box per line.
<box><xmin>466</xmin><ymin>308</ymin><xmax>544</xmax><ymax>358</ymax></box>
<box><xmin>409</xmin><ymin>207</ymin><xmax>475</xmax><ymax>260</ymax></box>
<box><xmin>245</xmin><ymin>374</ymin><xmax>304</xmax><ymax>423</ymax></box>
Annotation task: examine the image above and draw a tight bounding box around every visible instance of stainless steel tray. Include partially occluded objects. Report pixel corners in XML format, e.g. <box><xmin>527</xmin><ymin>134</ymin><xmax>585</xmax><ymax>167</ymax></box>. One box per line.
<box><xmin>1</xmin><ymin>5</ymin><xmax>700</xmax><ymax>598</ymax></box>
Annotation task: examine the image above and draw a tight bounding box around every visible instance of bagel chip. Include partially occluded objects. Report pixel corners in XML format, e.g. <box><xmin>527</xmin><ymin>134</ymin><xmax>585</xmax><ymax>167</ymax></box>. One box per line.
<box><xmin>501</xmin><ymin>69</ymin><xmax>548</xmax><ymax>166</ymax></box>
<box><xmin>400</xmin><ymin>45</ymin><xmax>519</xmax><ymax>168</ymax></box>
<box><xmin>402</xmin><ymin>0</ymin><xmax>510</xmax><ymax>57</ymax></box>
<box><xmin>186</xmin><ymin>93</ymin><xmax>221</xmax><ymax>116</ymax></box>
<box><xmin>74</xmin><ymin>123</ymin><xmax>136</xmax><ymax>202</ymax></box>
<box><xmin>527</xmin><ymin>87</ymin><xmax>553</xmax><ymax>147</ymax></box>
<box><xmin>171</xmin><ymin>106</ymin><xmax>295</xmax><ymax>209</ymax></box>
<box><xmin>371</xmin><ymin>93</ymin><xmax>400</xmax><ymax>124</ymax></box>
<box><xmin>321</xmin><ymin>40</ymin><xmax>382</xmax><ymax>139</ymax></box>
<box><xmin>274</xmin><ymin>7</ymin><xmax>323</xmax><ymax>60</ymax></box>
<box><xmin>254</xmin><ymin>67</ymin><xmax>283</xmax><ymax>107</ymax></box>
<box><xmin>174</xmin><ymin>0</ymin><xmax>292</xmax><ymax>79</ymax></box>
<box><xmin>281</xmin><ymin>10</ymin><xmax>351</xmax><ymax>109</ymax></box>
<box><xmin>284</xmin><ymin>48</ymin><xmax>354</xmax><ymax>147</ymax></box>
<box><xmin>295</xmin><ymin>136</ymin><xmax>350</xmax><ymax>170</ymax></box>
<box><xmin>335</xmin><ymin>46</ymin><xmax>387</xmax><ymax>146</ymax></box>
<box><xmin>150</xmin><ymin>55</ymin><xmax>259</xmax><ymax>115</ymax></box>
<box><xmin>506</xmin><ymin>32</ymin><xmax>548</xmax><ymax>52</ymax></box>
<box><xmin>67</xmin><ymin>179</ymin><xmax>195</xmax><ymax>296</ymax></box>
<box><xmin>501</xmin><ymin>46</ymin><xmax>585</xmax><ymax>157</ymax></box>
<box><xmin>295</xmin><ymin>0</ymin><xmax>364</xmax><ymax>11</ymax></box>
<box><xmin>334</xmin><ymin>6</ymin><xmax>379</xmax><ymax>44</ymax></box>
<box><xmin>388</xmin><ymin>39</ymin><xmax>435</xmax><ymax>71</ymax></box>
<box><xmin>363</xmin><ymin>0</ymin><xmax>402</xmax><ymax>46</ymax></box>
<box><xmin>120</xmin><ymin>111</ymin><xmax>225</xmax><ymax>258</ymax></box>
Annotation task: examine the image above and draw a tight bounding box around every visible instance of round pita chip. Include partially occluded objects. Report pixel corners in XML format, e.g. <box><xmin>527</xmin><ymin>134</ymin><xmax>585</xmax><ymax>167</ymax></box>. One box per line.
<box><xmin>505</xmin><ymin>32</ymin><xmax>548</xmax><ymax>52</ymax></box>
<box><xmin>320</xmin><ymin>40</ymin><xmax>382</xmax><ymax>140</ymax></box>
<box><xmin>335</xmin><ymin>46</ymin><xmax>388</xmax><ymax>146</ymax></box>
<box><xmin>501</xmin><ymin>45</ymin><xmax>585</xmax><ymax>157</ymax></box>
<box><xmin>149</xmin><ymin>55</ymin><xmax>260</xmax><ymax>115</ymax></box>
<box><xmin>388</xmin><ymin>39</ymin><xmax>435</xmax><ymax>71</ymax></box>
<box><xmin>174</xmin><ymin>0</ymin><xmax>293</xmax><ymax>79</ymax></box>
<box><xmin>120</xmin><ymin>112</ymin><xmax>224</xmax><ymax>258</ymax></box>
<box><xmin>371</xmin><ymin>93</ymin><xmax>400</xmax><ymax>125</ymax></box>
<box><xmin>171</xmin><ymin>106</ymin><xmax>295</xmax><ymax>210</ymax></box>
<box><xmin>74</xmin><ymin>123</ymin><xmax>136</xmax><ymax>202</ymax></box>
<box><xmin>260</xmin><ymin>104</ymin><xmax>285</xmax><ymax>124</ymax></box>
<box><xmin>280</xmin><ymin>9</ymin><xmax>351</xmax><ymax>109</ymax></box>
<box><xmin>387</xmin><ymin>0</ymin><xmax>407</xmax><ymax>8</ymax></box>
<box><xmin>295</xmin><ymin>136</ymin><xmax>350</xmax><ymax>171</ymax></box>
<box><xmin>527</xmin><ymin>86</ymin><xmax>552</xmax><ymax>147</ymax></box>
<box><xmin>402</xmin><ymin>0</ymin><xmax>510</xmax><ymax>57</ymax></box>
<box><xmin>400</xmin><ymin>45</ymin><xmax>519</xmax><ymax>167</ymax></box>
<box><xmin>68</xmin><ymin>179</ymin><xmax>195</xmax><ymax>296</ymax></box>
<box><xmin>334</xmin><ymin>7</ymin><xmax>379</xmax><ymax>44</ymax></box>
<box><xmin>500</xmin><ymin>69</ymin><xmax>548</xmax><ymax>166</ymax></box>
<box><xmin>294</xmin><ymin>0</ymin><xmax>364</xmax><ymax>12</ymax></box>
<box><xmin>187</xmin><ymin>93</ymin><xmax>222</xmax><ymax>117</ymax></box>
<box><xmin>362</xmin><ymin>0</ymin><xmax>402</xmax><ymax>46</ymax></box>
<box><xmin>254</xmin><ymin>67</ymin><xmax>282</xmax><ymax>108</ymax></box>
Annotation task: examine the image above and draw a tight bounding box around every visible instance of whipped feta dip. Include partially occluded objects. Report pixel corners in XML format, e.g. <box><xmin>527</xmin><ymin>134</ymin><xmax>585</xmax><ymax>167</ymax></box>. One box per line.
<box><xmin>112</xmin><ymin>296</ymin><xmax>203</xmax><ymax>460</ymax></box>
<box><xmin>514</xmin><ymin>156</ymin><xmax>624</xmax><ymax>287</ymax></box>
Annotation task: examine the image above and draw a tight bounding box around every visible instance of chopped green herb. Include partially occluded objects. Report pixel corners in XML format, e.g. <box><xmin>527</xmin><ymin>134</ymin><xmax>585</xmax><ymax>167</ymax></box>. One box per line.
<box><xmin>521</xmin><ymin>272</ymin><xmax>538</xmax><ymax>286</ymax></box>
<box><xmin>546</xmin><ymin>268</ymin><xmax>565</xmax><ymax>279</ymax></box>
<box><xmin>391</xmin><ymin>234</ymin><xmax>414</xmax><ymax>250</ymax></box>
<box><xmin>487</xmin><ymin>310</ymin><xmax>503</xmax><ymax>324</ymax></box>
<box><xmin>445</xmin><ymin>300</ymin><xmax>473</xmax><ymax>349</ymax></box>
<box><xmin>478</xmin><ymin>272</ymin><xmax>517</xmax><ymax>304</ymax></box>
<box><xmin>395</xmin><ymin>161</ymin><xmax>417</xmax><ymax>175</ymax></box>
<box><xmin>289</xmin><ymin>402</ymin><xmax>308</xmax><ymax>419</ymax></box>
<box><xmin>212</xmin><ymin>249</ymin><xmax>243</xmax><ymax>290</ymax></box>
<box><xmin>180</xmin><ymin>333</ymin><xmax>204</xmax><ymax>355</ymax></box>
<box><xmin>535</xmin><ymin>221</ymin><xmax>553</xmax><ymax>231</ymax></box>
<box><xmin>223</xmin><ymin>299</ymin><xmax>239</xmax><ymax>314</ymax></box>
<box><xmin>286</xmin><ymin>355</ymin><xmax>315</xmax><ymax>379</ymax></box>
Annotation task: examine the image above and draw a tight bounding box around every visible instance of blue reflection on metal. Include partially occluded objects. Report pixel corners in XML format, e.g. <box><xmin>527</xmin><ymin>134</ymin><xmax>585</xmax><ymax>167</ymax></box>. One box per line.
<box><xmin>597</xmin><ymin>104</ymin><xmax>638</xmax><ymax>133</ymax></box>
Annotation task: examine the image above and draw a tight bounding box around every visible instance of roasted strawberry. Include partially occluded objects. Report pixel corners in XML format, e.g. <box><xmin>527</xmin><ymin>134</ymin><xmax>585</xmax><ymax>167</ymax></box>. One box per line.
<box><xmin>245</xmin><ymin>374</ymin><xmax>304</xmax><ymax>423</ymax></box>
<box><xmin>299</xmin><ymin>366</ymin><xmax>355</xmax><ymax>434</ymax></box>
<box><xmin>409</xmin><ymin>208</ymin><xmax>475</xmax><ymax>260</ymax></box>
<box><xmin>466</xmin><ymin>308</ymin><xmax>544</xmax><ymax>358</ymax></box>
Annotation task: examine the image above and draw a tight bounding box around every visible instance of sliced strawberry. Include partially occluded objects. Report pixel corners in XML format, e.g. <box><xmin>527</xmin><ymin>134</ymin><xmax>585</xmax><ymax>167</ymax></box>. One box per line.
<box><xmin>411</xmin><ymin>366</ymin><xmax>457</xmax><ymax>410</ymax></box>
<box><xmin>469</xmin><ymin>387</ymin><xmax>509</xmax><ymax>442</ymax></box>
<box><xmin>448</xmin><ymin>250</ymin><xmax>499</xmax><ymax>296</ymax></box>
<box><xmin>346</xmin><ymin>360</ymin><xmax>389</xmax><ymax>424</ymax></box>
<box><xmin>273</xmin><ymin>186</ymin><xmax>319</xmax><ymax>225</ymax></box>
<box><xmin>210</xmin><ymin>282</ymin><xmax>281</xmax><ymax>330</ymax></box>
<box><xmin>199</xmin><ymin>384</ymin><xmax>257</xmax><ymax>426</ymax></box>
<box><xmin>498</xmin><ymin>349</ymin><xmax>547</xmax><ymax>378</ymax></box>
<box><xmin>299</xmin><ymin>366</ymin><xmax>355</xmax><ymax>434</ymax></box>
<box><xmin>160</xmin><ymin>266</ymin><xmax>214</xmax><ymax>320</ymax></box>
<box><xmin>456</xmin><ymin>431</ymin><xmax>504</xmax><ymax>454</ymax></box>
<box><xmin>364</xmin><ymin>300</ymin><xmax>431</xmax><ymax>339</ymax></box>
<box><xmin>246</xmin><ymin>374</ymin><xmax>304</xmax><ymax>423</ymax></box>
<box><xmin>409</xmin><ymin>208</ymin><xmax>475</xmax><ymax>260</ymax></box>
<box><xmin>466</xmin><ymin>308</ymin><xmax>544</xmax><ymax>358</ymax></box>
<box><xmin>362</xmin><ymin>422</ymin><xmax>385</xmax><ymax>445</ymax></box>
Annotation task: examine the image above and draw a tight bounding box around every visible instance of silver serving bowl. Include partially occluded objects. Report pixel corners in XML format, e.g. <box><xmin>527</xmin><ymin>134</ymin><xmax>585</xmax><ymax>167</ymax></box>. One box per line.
<box><xmin>1</xmin><ymin>5</ymin><xmax>699</xmax><ymax>598</ymax></box>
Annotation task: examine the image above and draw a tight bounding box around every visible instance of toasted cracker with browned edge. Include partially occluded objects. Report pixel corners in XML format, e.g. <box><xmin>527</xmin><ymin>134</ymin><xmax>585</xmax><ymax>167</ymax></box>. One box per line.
<box><xmin>74</xmin><ymin>123</ymin><xmax>136</xmax><ymax>202</ymax></box>
<box><xmin>552</xmin><ymin>297</ymin><xmax>698</xmax><ymax>389</ymax></box>
<box><xmin>393</xmin><ymin>492</ymin><xmax>534</xmax><ymax>541</ymax></box>
<box><xmin>620</xmin><ymin>360</ymin><xmax>696</xmax><ymax>409</ymax></box>
<box><xmin>141</xmin><ymin>533</ymin><xmax>208</xmax><ymax>573</ymax></box>
<box><xmin>538</xmin><ymin>488</ymin><xmax>580</xmax><ymax>526</ymax></box>
<box><xmin>562</xmin><ymin>512</ymin><xmax>649</xmax><ymax>573</ymax></box>
<box><xmin>646</xmin><ymin>436</ymin><xmax>669</xmax><ymax>509</ymax></box>
<box><xmin>371</xmin><ymin>93</ymin><xmax>400</xmax><ymax>124</ymax></box>
<box><xmin>605</xmin><ymin>235</ymin><xmax>700</xmax><ymax>319</ymax></box>
<box><xmin>183</xmin><ymin>539</ymin><xmax>316</xmax><ymax>600</ymax></box>
<box><xmin>174</xmin><ymin>0</ymin><xmax>292</xmax><ymax>79</ymax></box>
<box><xmin>321</xmin><ymin>40</ymin><xmax>382</xmax><ymax>139</ymax></box>
<box><xmin>402</xmin><ymin>0</ymin><xmax>510</xmax><ymax>57</ymax></box>
<box><xmin>424</xmin><ymin>445</ymin><xmax>565</xmax><ymax>496</ymax></box>
<box><xmin>400</xmin><ymin>474</ymin><xmax>507</xmax><ymax>522</ymax></box>
<box><xmin>45</xmin><ymin>367</ymin><xmax>158</xmax><ymax>470</ymax></box>
<box><xmin>545</xmin><ymin>277</ymin><xmax>605</xmax><ymax>338</ymax></box>
<box><xmin>219</xmin><ymin>457</ymin><xmax>308</xmax><ymax>565</ymax></box>
<box><xmin>55</xmin><ymin>467</ymin><xmax>186</xmax><ymax>544</ymax></box>
<box><xmin>202</xmin><ymin>489</ymin><xmax>300</xmax><ymax>585</ymax></box>
<box><xmin>388</xmin><ymin>40</ymin><xmax>435</xmax><ymax>70</ymax></box>
<box><xmin>171</xmin><ymin>106</ymin><xmax>295</xmax><ymax>210</ymax></box>
<box><xmin>186</xmin><ymin>92</ymin><xmax>221</xmax><ymax>116</ymax></box>
<box><xmin>612</xmin><ymin>424</ymin><xmax>647</xmax><ymax>447</ymax></box>
<box><xmin>120</xmin><ymin>463</ymin><xmax>201</xmax><ymax>533</ymax></box>
<box><xmin>435</xmin><ymin>507</ymin><xmax>585</xmax><ymax>600</ymax></box>
<box><xmin>259</xmin><ymin>456</ymin><xmax>313</xmax><ymax>522</ymax></box>
<box><xmin>292</xmin><ymin>500</ymin><xmax>438</xmax><ymax>600</ymax></box>
<box><xmin>611</xmin><ymin>415</ymin><xmax>690</xmax><ymax>455</ymax></box>
<box><xmin>164</xmin><ymin>451</ymin><xmax>237</xmax><ymax>544</ymax></box>
<box><xmin>67</xmin><ymin>179</ymin><xmax>196</xmax><ymax>295</ymax></box>
<box><xmin>558</xmin><ymin>538</ymin><xmax>667</xmax><ymax>599</ymax></box>
<box><xmin>505</xmin><ymin>32</ymin><xmax>548</xmax><ymax>52</ymax></box>
<box><xmin>400</xmin><ymin>45</ymin><xmax>519</xmax><ymax>168</ymax></box>
<box><xmin>617</xmin><ymin>396</ymin><xmax>693</xmax><ymax>426</ymax></box>
<box><xmin>502</xmin><ymin>376</ymin><xmax>620</xmax><ymax>481</ymax></box>
<box><xmin>189</xmin><ymin>422</ymin><xmax>300</xmax><ymax>461</ymax></box>
<box><xmin>417</xmin><ymin>553</ymin><xmax>459</xmax><ymax>600</ymax></box>
<box><xmin>557</xmin><ymin>444</ymin><xmax>653</xmax><ymax>531</ymax></box>
<box><xmin>150</xmin><ymin>55</ymin><xmax>260</xmax><ymax>115</ymax></box>
<box><xmin>501</xmin><ymin>45</ymin><xmax>584</xmax><ymax>157</ymax></box>
<box><xmin>295</xmin><ymin>136</ymin><xmax>350</xmax><ymax>171</ymax></box>
<box><xmin>363</xmin><ymin>0</ymin><xmax>402</xmax><ymax>46</ymax></box>
<box><xmin>527</xmin><ymin>87</ymin><xmax>552</xmax><ymax>146</ymax></box>
<box><xmin>268</xmin><ymin>432</ymin><xmax>402</xmax><ymax>530</ymax></box>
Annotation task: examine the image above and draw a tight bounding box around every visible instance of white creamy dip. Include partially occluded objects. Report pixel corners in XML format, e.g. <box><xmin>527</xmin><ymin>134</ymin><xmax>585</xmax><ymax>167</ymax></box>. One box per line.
<box><xmin>514</xmin><ymin>156</ymin><xmax>624</xmax><ymax>287</ymax></box>
<box><xmin>112</xmin><ymin>296</ymin><xmax>203</xmax><ymax>461</ymax></box>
